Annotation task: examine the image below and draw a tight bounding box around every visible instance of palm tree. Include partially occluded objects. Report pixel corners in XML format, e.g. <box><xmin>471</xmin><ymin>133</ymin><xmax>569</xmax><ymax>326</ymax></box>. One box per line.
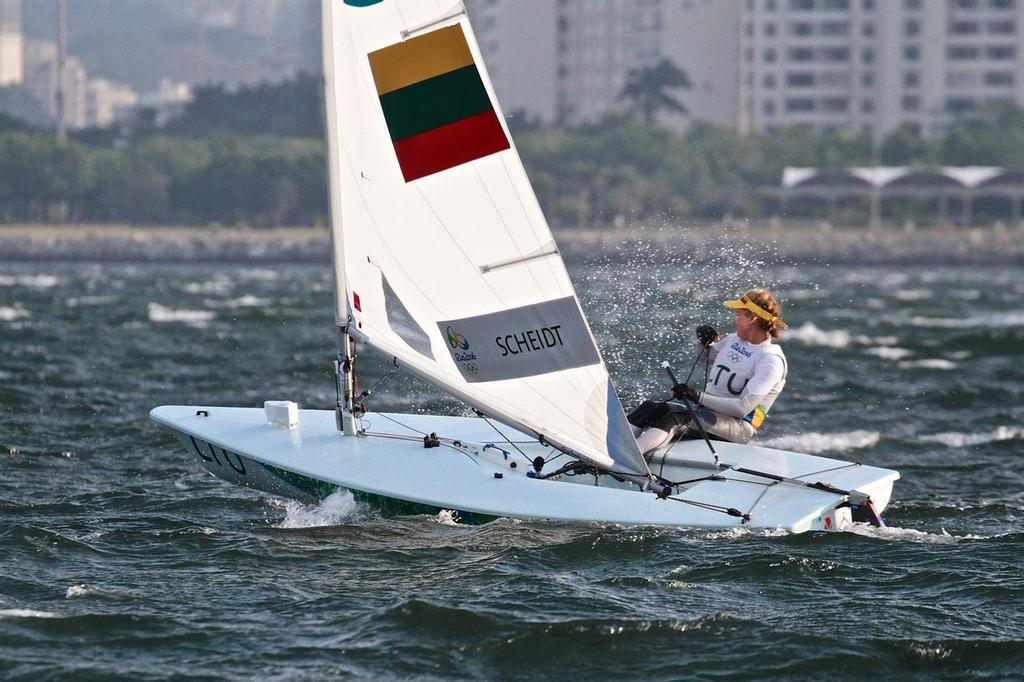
<box><xmin>617</xmin><ymin>58</ymin><xmax>692</xmax><ymax>125</ymax></box>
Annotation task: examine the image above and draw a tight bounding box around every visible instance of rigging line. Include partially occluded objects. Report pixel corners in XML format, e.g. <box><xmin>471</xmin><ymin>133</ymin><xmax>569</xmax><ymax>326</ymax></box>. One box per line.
<box><xmin>795</xmin><ymin>462</ymin><xmax>862</xmax><ymax>479</ymax></box>
<box><xmin>665</xmin><ymin>495</ymin><xmax>751</xmax><ymax>521</ymax></box>
<box><xmin>478</xmin><ymin>413</ymin><xmax>537</xmax><ymax>465</ymax></box>
<box><xmin>366</xmin><ymin>416</ymin><xmax>479</xmax><ymax>464</ymax></box>
<box><xmin>742</xmin><ymin>483</ymin><xmax>777</xmax><ymax>522</ymax></box>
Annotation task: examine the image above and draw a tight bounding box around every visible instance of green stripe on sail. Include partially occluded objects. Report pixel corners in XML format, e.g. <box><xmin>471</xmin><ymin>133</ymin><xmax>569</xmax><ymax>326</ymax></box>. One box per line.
<box><xmin>378</xmin><ymin>64</ymin><xmax>493</xmax><ymax>142</ymax></box>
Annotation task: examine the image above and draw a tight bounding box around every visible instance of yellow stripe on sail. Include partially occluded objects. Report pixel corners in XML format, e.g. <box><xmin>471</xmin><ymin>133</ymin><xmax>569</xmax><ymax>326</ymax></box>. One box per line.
<box><xmin>368</xmin><ymin>25</ymin><xmax>475</xmax><ymax>96</ymax></box>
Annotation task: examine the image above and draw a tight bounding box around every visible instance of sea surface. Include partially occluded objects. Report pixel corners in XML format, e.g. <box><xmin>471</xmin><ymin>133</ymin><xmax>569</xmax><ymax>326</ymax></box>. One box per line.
<box><xmin>1</xmin><ymin>252</ymin><xmax>1022</xmax><ymax>680</ymax></box>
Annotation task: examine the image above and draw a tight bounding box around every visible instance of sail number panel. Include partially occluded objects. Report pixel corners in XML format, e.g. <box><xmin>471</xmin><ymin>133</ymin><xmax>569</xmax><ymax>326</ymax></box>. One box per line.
<box><xmin>437</xmin><ymin>297</ymin><xmax>599</xmax><ymax>382</ymax></box>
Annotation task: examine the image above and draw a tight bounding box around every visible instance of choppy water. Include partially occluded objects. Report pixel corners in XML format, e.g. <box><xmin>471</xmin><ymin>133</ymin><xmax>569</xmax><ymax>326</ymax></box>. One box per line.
<box><xmin>1</xmin><ymin>253</ymin><xmax>1023</xmax><ymax>680</ymax></box>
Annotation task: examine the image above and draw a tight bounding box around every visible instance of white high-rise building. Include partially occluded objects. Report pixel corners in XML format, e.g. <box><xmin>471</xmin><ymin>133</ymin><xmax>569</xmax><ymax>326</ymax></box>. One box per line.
<box><xmin>742</xmin><ymin>0</ymin><xmax>1024</xmax><ymax>138</ymax></box>
<box><xmin>469</xmin><ymin>0</ymin><xmax>740</xmax><ymax>129</ymax></box>
<box><xmin>0</xmin><ymin>0</ymin><xmax>23</xmax><ymax>86</ymax></box>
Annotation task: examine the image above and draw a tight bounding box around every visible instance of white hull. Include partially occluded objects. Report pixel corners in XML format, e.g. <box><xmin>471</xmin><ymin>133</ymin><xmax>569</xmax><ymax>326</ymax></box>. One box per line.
<box><xmin>151</xmin><ymin>405</ymin><xmax>898</xmax><ymax>533</ymax></box>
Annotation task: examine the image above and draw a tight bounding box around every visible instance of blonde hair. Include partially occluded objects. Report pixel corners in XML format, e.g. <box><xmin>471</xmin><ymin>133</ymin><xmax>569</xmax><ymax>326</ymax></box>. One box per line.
<box><xmin>743</xmin><ymin>289</ymin><xmax>783</xmax><ymax>340</ymax></box>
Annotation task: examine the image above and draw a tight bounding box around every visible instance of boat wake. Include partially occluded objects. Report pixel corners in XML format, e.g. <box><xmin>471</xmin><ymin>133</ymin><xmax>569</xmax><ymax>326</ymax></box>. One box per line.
<box><xmin>845</xmin><ymin>523</ymin><xmax>997</xmax><ymax>544</ymax></box>
<box><xmin>272</xmin><ymin>490</ymin><xmax>366</xmax><ymax>529</ymax></box>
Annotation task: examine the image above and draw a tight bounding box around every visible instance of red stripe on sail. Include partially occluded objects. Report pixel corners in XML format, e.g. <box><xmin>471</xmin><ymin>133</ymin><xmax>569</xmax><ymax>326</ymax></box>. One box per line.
<box><xmin>392</xmin><ymin>109</ymin><xmax>510</xmax><ymax>182</ymax></box>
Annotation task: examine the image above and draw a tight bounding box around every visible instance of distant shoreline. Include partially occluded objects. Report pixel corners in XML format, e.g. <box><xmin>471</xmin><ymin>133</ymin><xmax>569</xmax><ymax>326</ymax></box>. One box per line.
<box><xmin>0</xmin><ymin>224</ymin><xmax>1022</xmax><ymax>266</ymax></box>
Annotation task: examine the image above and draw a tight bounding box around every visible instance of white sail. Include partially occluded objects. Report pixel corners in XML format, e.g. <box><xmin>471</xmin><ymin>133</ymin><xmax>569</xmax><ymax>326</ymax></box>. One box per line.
<box><xmin>321</xmin><ymin>0</ymin><xmax>651</xmax><ymax>481</ymax></box>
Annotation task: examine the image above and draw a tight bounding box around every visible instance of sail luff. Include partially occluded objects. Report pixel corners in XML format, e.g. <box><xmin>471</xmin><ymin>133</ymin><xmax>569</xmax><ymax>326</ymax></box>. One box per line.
<box><xmin>322</xmin><ymin>0</ymin><xmax>351</xmax><ymax>326</ymax></box>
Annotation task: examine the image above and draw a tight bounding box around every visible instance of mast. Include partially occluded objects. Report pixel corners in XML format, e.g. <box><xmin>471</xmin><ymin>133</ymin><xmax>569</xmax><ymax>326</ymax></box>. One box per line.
<box><xmin>321</xmin><ymin>0</ymin><xmax>357</xmax><ymax>436</ymax></box>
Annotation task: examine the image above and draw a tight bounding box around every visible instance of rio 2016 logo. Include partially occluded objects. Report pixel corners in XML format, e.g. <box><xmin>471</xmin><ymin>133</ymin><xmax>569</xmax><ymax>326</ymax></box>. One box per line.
<box><xmin>446</xmin><ymin>326</ymin><xmax>469</xmax><ymax>350</ymax></box>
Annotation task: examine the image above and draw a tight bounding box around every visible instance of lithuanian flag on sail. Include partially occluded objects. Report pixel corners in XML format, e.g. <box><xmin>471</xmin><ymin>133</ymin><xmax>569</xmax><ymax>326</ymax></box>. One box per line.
<box><xmin>368</xmin><ymin>25</ymin><xmax>511</xmax><ymax>182</ymax></box>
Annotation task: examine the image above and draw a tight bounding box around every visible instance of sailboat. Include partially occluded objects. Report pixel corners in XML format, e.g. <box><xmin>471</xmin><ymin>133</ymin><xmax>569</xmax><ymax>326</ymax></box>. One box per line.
<box><xmin>150</xmin><ymin>0</ymin><xmax>899</xmax><ymax>532</ymax></box>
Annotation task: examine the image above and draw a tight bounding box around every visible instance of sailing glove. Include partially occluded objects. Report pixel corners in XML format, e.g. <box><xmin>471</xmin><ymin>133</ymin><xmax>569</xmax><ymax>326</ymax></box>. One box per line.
<box><xmin>671</xmin><ymin>383</ymin><xmax>701</xmax><ymax>403</ymax></box>
<box><xmin>696</xmin><ymin>324</ymin><xmax>720</xmax><ymax>347</ymax></box>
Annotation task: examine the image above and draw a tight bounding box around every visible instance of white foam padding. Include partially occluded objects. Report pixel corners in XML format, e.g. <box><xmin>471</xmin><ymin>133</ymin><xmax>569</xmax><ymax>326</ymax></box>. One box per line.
<box><xmin>264</xmin><ymin>400</ymin><xmax>299</xmax><ymax>428</ymax></box>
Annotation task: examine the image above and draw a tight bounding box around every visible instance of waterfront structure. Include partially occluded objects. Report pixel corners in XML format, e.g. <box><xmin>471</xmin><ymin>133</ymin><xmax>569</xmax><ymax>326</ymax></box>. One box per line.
<box><xmin>0</xmin><ymin>0</ymin><xmax>22</xmax><ymax>86</ymax></box>
<box><xmin>741</xmin><ymin>0</ymin><xmax>1024</xmax><ymax>138</ymax></box>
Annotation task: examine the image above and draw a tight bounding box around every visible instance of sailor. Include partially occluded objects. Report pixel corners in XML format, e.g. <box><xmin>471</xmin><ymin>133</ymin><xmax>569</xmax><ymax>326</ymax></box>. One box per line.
<box><xmin>628</xmin><ymin>288</ymin><xmax>788</xmax><ymax>454</ymax></box>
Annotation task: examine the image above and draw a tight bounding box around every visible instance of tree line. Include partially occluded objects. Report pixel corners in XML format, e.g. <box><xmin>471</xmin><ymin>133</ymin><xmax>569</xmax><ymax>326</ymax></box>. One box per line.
<box><xmin>2</xmin><ymin>73</ymin><xmax>1024</xmax><ymax>227</ymax></box>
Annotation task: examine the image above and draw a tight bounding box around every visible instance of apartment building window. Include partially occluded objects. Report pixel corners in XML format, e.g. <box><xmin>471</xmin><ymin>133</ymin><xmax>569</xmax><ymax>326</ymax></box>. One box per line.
<box><xmin>823</xmin><ymin>46</ymin><xmax>850</xmax><ymax>61</ymax></box>
<box><xmin>862</xmin><ymin>22</ymin><xmax>875</xmax><ymax>37</ymax></box>
<box><xmin>988</xmin><ymin>20</ymin><xmax>1015</xmax><ymax>33</ymax></box>
<box><xmin>823</xmin><ymin>97</ymin><xmax>849</xmax><ymax>112</ymax></box>
<box><xmin>904</xmin><ymin>71</ymin><xmax>920</xmax><ymax>87</ymax></box>
<box><xmin>904</xmin><ymin>45</ymin><xmax>920</xmax><ymax>60</ymax></box>
<box><xmin>786</xmin><ymin>72</ymin><xmax>816</xmax><ymax>87</ymax></box>
<box><xmin>822</xmin><ymin>21</ymin><xmax>850</xmax><ymax>35</ymax></box>
<box><xmin>902</xmin><ymin>95</ymin><xmax>920</xmax><ymax>111</ymax></box>
<box><xmin>905</xmin><ymin>20</ymin><xmax>920</xmax><ymax>36</ymax></box>
<box><xmin>789</xmin><ymin>0</ymin><xmax>815</xmax><ymax>10</ymax></box>
<box><xmin>990</xmin><ymin>0</ymin><xmax>1015</xmax><ymax>8</ymax></box>
<box><xmin>822</xmin><ymin>0</ymin><xmax>850</xmax><ymax>9</ymax></box>
<box><xmin>861</xmin><ymin>99</ymin><xmax>874</xmax><ymax>113</ymax></box>
<box><xmin>947</xmin><ymin>72</ymin><xmax>977</xmax><ymax>86</ymax></box>
<box><xmin>956</xmin><ymin>0</ymin><xmax>979</xmax><ymax>8</ymax></box>
<box><xmin>985</xmin><ymin>71</ymin><xmax>1015</xmax><ymax>86</ymax></box>
<box><xmin>861</xmin><ymin>72</ymin><xmax>875</xmax><ymax>86</ymax></box>
<box><xmin>790</xmin><ymin>22</ymin><xmax>814</xmax><ymax>36</ymax></box>
<box><xmin>948</xmin><ymin>45</ymin><xmax>977</xmax><ymax>59</ymax></box>
<box><xmin>764</xmin><ymin>48</ymin><xmax>778</xmax><ymax>62</ymax></box>
<box><xmin>787</xmin><ymin>47</ymin><xmax>814</xmax><ymax>61</ymax></box>
<box><xmin>764</xmin><ymin>74</ymin><xmax>777</xmax><ymax>88</ymax></box>
<box><xmin>946</xmin><ymin>97</ymin><xmax>977</xmax><ymax>113</ymax></box>
<box><xmin>822</xmin><ymin>72</ymin><xmax>851</xmax><ymax>86</ymax></box>
<box><xmin>765</xmin><ymin>22</ymin><xmax>777</xmax><ymax>36</ymax></box>
<box><xmin>904</xmin><ymin>0</ymin><xmax>921</xmax><ymax>8</ymax></box>
<box><xmin>785</xmin><ymin>98</ymin><xmax>815</xmax><ymax>112</ymax></box>
<box><xmin>950</xmin><ymin>21</ymin><xmax>979</xmax><ymax>35</ymax></box>
<box><xmin>763</xmin><ymin>101</ymin><xmax>777</xmax><ymax>115</ymax></box>
<box><xmin>863</xmin><ymin>0</ymin><xmax>875</xmax><ymax>8</ymax></box>
<box><xmin>862</xmin><ymin>47</ymin><xmax>875</xmax><ymax>62</ymax></box>
<box><xmin>987</xmin><ymin>45</ymin><xmax>1016</xmax><ymax>59</ymax></box>
<box><xmin>766</xmin><ymin>0</ymin><xmax>778</xmax><ymax>9</ymax></box>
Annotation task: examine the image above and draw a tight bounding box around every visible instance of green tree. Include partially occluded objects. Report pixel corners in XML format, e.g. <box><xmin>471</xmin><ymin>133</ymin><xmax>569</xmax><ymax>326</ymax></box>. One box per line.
<box><xmin>617</xmin><ymin>59</ymin><xmax>691</xmax><ymax>125</ymax></box>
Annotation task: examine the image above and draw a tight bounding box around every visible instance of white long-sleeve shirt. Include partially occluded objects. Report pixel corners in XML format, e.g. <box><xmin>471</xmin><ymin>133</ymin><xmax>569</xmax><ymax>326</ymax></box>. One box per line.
<box><xmin>696</xmin><ymin>333</ymin><xmax>787</xmax><ymax>427</ymax></box>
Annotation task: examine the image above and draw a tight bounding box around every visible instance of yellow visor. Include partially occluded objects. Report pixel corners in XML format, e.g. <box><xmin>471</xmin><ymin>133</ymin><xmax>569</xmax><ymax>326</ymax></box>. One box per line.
<box><xmin>723</xmin><ymin>296</ymin><xmax>788</xmax><ymax>330</ymax></box>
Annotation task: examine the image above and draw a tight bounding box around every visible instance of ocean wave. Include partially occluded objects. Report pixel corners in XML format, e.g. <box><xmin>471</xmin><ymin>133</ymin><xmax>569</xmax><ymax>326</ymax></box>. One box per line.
<box><xmin>898</xmin><ymin>358</ymin><xmax>957</xmax><ymax>370</ymax></box>
<box><xmin>0</xmin><ymin>274</ymin><xmax>59</xmax><ymax>288</ymax></box>
<box><xmin>781</xmin><ymin>322</ymin><xmax>876</xmax><ymax>348</ymax></box>
<box><xmin>147</xmin><ymin>302</ymin><xmax>215</xmax><ymax>327</ymax></box>
<box><xmin>64</xmin><ymin>295</ymin><xmax>115</xmax><ymax>307</ymax></box>
<box><xmin>0</xmin><ymin>608</ymin><xmax>58</xmax><ymax>619</ymax></box>
<box><xmin>0</xmin><ymin>305</ymin><xmax>30</xmax><ymax>321</ymax></box>
<box><xmin>275</xmin><ymin>490</ymin><xmax>363</xmax><ymax>529</ymax></box>
<box><xmin>894</xmin><ymin>289</ymin><xmax>933</xmax><ymax>301</ymax></box>
<box><xmin>904</xmin><ymin>311</ymin><xmax>1024</xmax><ymax>329</ymax></box>
<box><xmin>920</xmin><ymin>426</ymin><xmax>1023</xmax><ymax>448</ymax></box>
<box><xmin>864</xmin><ymin>346</ymin><xmax>912</xmax><ymax>361</ymax></box>
<box><xmin>65</xmin><ymin>584</ymin><xmax>130</xmax><ymax>600</ymax></box>
<box><xmin>845</xmin><ymin>524</ymin><xmax>995</xmax><ymax>544</ymax></box>
<box><xmin>759</xmin><ymin>430</ymin><xmax>880</xmax><ymax>454</ymax></box>
<box><xmin>203</xmin><ymin>295</ymin><xmax>271</xmax><ymax>309</ymax></box>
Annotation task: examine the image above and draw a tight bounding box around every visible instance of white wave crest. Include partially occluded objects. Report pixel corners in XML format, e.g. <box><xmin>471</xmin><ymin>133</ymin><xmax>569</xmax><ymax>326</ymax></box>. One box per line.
<box><xmin>64</xmin><ymin>296</ymin><xmax>115</xmax><ymax>307</ymax></box>
<box><xmin>898</xmin><ymin>358</ymin><xmax>956</xmax><ymax>370</ymax></box>
<box><xmin>780</xmin><ymin>322</ymin><xmax>875</xmax><ymax>349</ymax></box>
<box><xmin>864</xmin><ymin>346</ymin><xmax>912</xmax><ymax>361</ymax></box>
<box><xmin>0</xmin><ymin>306</ymin><xmax>30</xmax><ymax>321</ymax></box>
<box><xmin>205</xmin><ymin>295</ymin><xmax>270</xmax><ymax>309</ymax></box>
<box><xmin>759</xmin><ymin>430</ymin><xmax>880</xmax><ymax>454</ymax></box>
<box><xmin>147</xmin><ymin>302</ymin><xmax>215</xmax><ymax>327</ymax></box>
<box><xmin>906</xmin><ymin>311</ymin><xmax>1024</xmax><ymax>329</ymax></box>
<box><xmin>276</xmin><ymin>490</ymin><xmax>361</xmax><ymax>529</ymax></box>
<box><xmin>0</xmin><ymin>608</ymin><xmax>58</xmax><ymax>619</ymax></box>
<box><xmin>0</xmin><ymin>274</ymin><xmax>59</xmax><ymax>288</ymax></box>
<box><xmin>845</xmin><ymin>524</ymin><xmax>993</xmax><ymax>544</ymax></box>
<box><xmin>920</xmin><ymin>426</ymin><xmax>1023</xmax><ymax>448</ymax></box>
